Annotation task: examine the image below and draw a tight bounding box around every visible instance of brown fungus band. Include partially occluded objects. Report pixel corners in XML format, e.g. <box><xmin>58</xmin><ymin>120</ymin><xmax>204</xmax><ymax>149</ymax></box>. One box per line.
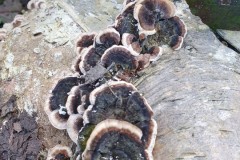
<box><xmin>82</xmin><ymin>119</ymin><xmax>152</xmax><ymax>160</ymax></box>
<box><xmin>94</xmin><ymin>28</ymin><xmax>121</xmax><ymax>55</ymax></box>
<box><xmin>134</xmin><ymin>0</ymin><xmax>176</xmax><ymax>35</ymax></box>
<box><xmin>143</xmin><ymin>16</ymin><xmax>187</xmax><ymax>50</ymax></box>
<box><xmin>101</xmin><ymin>45</ymin><xmax>139</xmax><ymax>75</ymax></box>
<box><xmin>45</xmin><ymin>76</ymin><xmax>80</xmax><ymax>129</ymax></box>
<box><xmin>79</xmin><ymin>46</ymin><xmax>102</xmax><ymax>74</ymax></box>
<box><xmin>83</xmin><ymin>81</ymin><xmax>157</xmax><ymax>150</ymax></box>
<box><xmin>67</xmin><ymin>114</ymin><xmax>84</xmax><ymax>144</ymax></box>
<box><xmin>115</xmin><ymin>1</ymin><xmax>139</xmax><ymax>36</ymax></box>
<box><xmin>47</xmin><ymin>145</ymin><xmax>72</xmax><ymax>160</ymax></box>
<box><xmin>75</xmin><ymin>32</ymin><xmax>96</xmax><ymax>55</ymax></box>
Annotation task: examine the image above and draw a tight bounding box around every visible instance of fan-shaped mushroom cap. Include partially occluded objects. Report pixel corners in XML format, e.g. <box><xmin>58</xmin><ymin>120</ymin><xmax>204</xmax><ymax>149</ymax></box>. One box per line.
<box><xmin>66</xmin><ymin>83</ymin><xmax>94</xmax><ymax>115</ymax></box>
<box><xmin>122</xmin><ymin>33</ymin><xmax>141</xmax><ymax>56</ymax></box>
<box><xmin>48</xmin><ymin>109</ymin><xmax>69</xmax><ymax>130</ymax></box>
<box><xmin>115</xmin><ymin>1</ymin><xmax>138</xmax><ymax>36</ymax></box>
<box><xmin>136</xmin><ymin>54</ymin><xmax>151</xmax><ymax>71</ymax></box>
<box><xmin>79</xmin><ymin>46</ymin><xmax>101</xmax><ymax>75</ymax></box>
<box><xmin>101</xmin><ymin>45</ymin><xmax>139</xmax><ymax>73</ymax></box>
<box><xmin>83</xmin><ymin>81</ymin><xmax>156</xmax><ymax>150</ymax></box>
<box><xmin>45</xmin><ymin>76</ymin><xmax>79</xmax><ymax>115</ymax></box>
<box><xmin>75</xmin><ymin>32</ymin><xmax>96</xmax><ymax>55</ymax></box>
<box><xmin>27</xmin><ymin>0</ymin><xmax>46</xmax><ymax>10</ymax></box>
<box><xmin>72</xmin><ymin>54</ymin><xmax>82</xmax><ymax>73</ymax></box>
<box><xmin>67</xmin><ymin>114</ymin><xmax>84</xmax><ymax>144</ymax></box>
<box><xmin>82</xmin><ymin>119</ymin><xmax>152</xmax><ymax>160</ymax></box>
<box><xmin>144</xmin><ymin>16</ymin><xmax>187</xmax><ymax>50</ymax></box>
<box><xmin>65</xmin><ymin>86</ymin><xmax>81</xmax><ymax>115</ymax></box>
<box><xmin>47</xmin><ymin>145</ymin><xmax>72</xmax><ymax>160</ymax></box>
<box><xmin>148</xmin><ymin>46</ymin><xmax>163</xmax><ymax>61</ymax></box>
<box><xmin>134</xmin><ymin>0</ymin><xmax>176</xmax><ymax>36</ymax></box>
<box><xmin>94</xmin><ymin>28</ymin><xmax>120</xmax><ymax>49</ymax></box>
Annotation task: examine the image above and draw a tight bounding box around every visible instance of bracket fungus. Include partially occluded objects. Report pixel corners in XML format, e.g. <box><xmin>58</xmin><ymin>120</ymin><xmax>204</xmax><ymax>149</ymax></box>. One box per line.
<box><xmin>47</xmin><ymin>145</ymin><xmax>72</xmax><ymax>160</ymax></box>
<box><xmin>94</xmin><ymin>28</ymin><xmax>121</xmax><ymax>56</ymax></box>
<box><xmin>75</xmin><ymin>32</ymin><xmax>96</xmax><ymax>55</ymax></box>
<box><xmin>43</xmin><ymin>0</ymin><xmax>188</xmax><ymax>158</ymax></box>
<box><xmin>144</xmin><ymin>16</ymin><xmax>187</xmax><ymax>50</ymax></box>
<box><xmin>82</xmin><ymin>119</ymin><xmax>153</xmax><ymax>160</ymax></box>
<box><xmin>115</xmin><ymin>1</ymin><xmax>138</xmax><ymax>36</ymax></box>
<box><xmin>133</xmin><ymin>0</ymin><xmax>176</xmax><ymax>36</ymax></box>
<box><xmin>101</xmin><ymin>45</ymin><xmax>139</xmax><ymax>76</ymax></box>
<box><xmin>83</xmin><ymin>81</ymin><xmax>157</xmax><ymax>151</ymax></box>
<box><xmin>79</xmin><ymin>46</ymin><xmax>101</xmax><ymax>74</ymax></box>
<box><xmin>45</xmin><ymin>76</ymin><xmax>80</xmax><ymax>129</ymax></box>
<box><xmin>27</xmin><ymin>0</ymin><xmax>46</xmax><ymax>10</ymax></box>
<box><xmin>67</xmin><ymin>114</ymin><xmax>84</xmax><ymax>144</ymax></box>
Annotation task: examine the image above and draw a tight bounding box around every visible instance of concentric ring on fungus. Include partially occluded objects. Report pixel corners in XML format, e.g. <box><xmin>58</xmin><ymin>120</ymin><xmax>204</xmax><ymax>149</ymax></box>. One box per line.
<box><xmin>83</xmin><ymin>81</ymin><xmax>157</xmax><ymax>151</ymax></box>
<box><xmin>45</xmin><ymin>76</ymin><xmax>80</xmax><ymax>130</ymax></box>
<box><xmin>82</xmin><ymin>119</ymin><xmax>153</xmax><ymax>160</ymax></box>
<box><xmin>133</xmin><ymin>0</ymin><xmax>176</xmax><ymax>36</ymax></box>
<box><xmin>75</xmin><ymin>32</ymin><xmax>96</xmax><ymax>55</ymax></box>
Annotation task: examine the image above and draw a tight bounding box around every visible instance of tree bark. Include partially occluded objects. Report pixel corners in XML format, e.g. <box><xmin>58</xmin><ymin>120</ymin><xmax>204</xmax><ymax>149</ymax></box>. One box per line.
<box><xmin>0</xmin><ymin>0</ymin><xmax>240</xmax><ymax>159</ymax></box>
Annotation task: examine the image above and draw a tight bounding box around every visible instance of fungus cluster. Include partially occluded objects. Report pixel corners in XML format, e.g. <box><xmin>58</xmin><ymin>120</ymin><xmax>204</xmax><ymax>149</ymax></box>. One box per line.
<box><xmin>27</xmin><ymin>0</ymin><xmax>46</xmax><ymax>10</ymax></box>
<box><xmin>45</xmin><ymin>0</ymin><xmax>187</xmax><ymax>159</ymax></box>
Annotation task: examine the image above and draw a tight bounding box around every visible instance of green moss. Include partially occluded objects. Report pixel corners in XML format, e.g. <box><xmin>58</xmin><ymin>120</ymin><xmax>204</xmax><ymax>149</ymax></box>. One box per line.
<box><xmin>77</xmin><ymin>124</ymin><xmax>96</xmax><ymax>153</ymax></box>
<box><xmin>0</xmin><ymin>0</ymin><xmax>5</xmax><ymax>5</ymax></box>
<box><xmin>186</xmin><ymin>0</ymin><xmax>240</xmax><ymax>30</ymax></box>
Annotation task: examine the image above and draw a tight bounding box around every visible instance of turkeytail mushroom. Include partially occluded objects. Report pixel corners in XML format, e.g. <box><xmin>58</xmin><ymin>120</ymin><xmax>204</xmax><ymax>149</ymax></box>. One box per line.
<box><xmin>79</xmin><ymin>46</ymin><xmax>101</xmax><ymax>75</ymax></box>
<box><xmin>47</xmin><ymin>145</ymin><xmax>72</xmax><ymax>160</ymax></box>
<box><xmin>133</xmin><ymin>0</ymin><xmax>176</xmax><ymax>36</ymax></box>
<box><xmin>66</xmin><ymin>82</ymin><xmax>94</xmax><ymax>115</ymax></box>
<box><xmin>94</xmin><ymin>28</ymin><xmax>121</xmax><ymax>55</ymax></box>
<box><xmin>65</xmin><ymin>86</ymin><xmax>81</xmax><ymax>115</ymax></box>
<box><xmin>67</xmin><ymin>114</ymin><xmax>84</xmax><ymax>144</ymax></box>
<box><xmin>122</xmin><ymin>33</ymin><xmax>142</xmax><ymax>56</ymax></box>
<box><xmin>101</xmin><ymin>45</ymin><xmax>139</xmax><ymax>78</ymax></box>
<box><xmin>82</xmin><ymin>119</ymin><xmax>153</xmax><ymax>160</ymax></box>
<box><xmin>48</xmin><ymin>109</ymin><xmax>69</xmax><ymax>130</ymax></box>
<box><xmin>114</xmin><ymin>1</ymin><xmax>138</xmax><ymax>36</ymax></box>
<box><xmin>45</xmin><ymin>76</ymin><xmax>79</xmax><ymax>129</ymax></box>
<box><xmin>144</xmin><ymin>16</ymin><xmax>187</xmax><ymax>50</ymax></box>
<box><xmin>27</xmin><ymin>0</ymin><xmax>46</xmax><ymax>10</ymax></box>
<box><xmin>75</xmin><ymin>32</ymin><xmax>96</xmax><ymax>55</ymax></box>
<box><xmin>83</xmin><ymin>81</ymin><xmax>157</xmax><ymax>150</ymax></box>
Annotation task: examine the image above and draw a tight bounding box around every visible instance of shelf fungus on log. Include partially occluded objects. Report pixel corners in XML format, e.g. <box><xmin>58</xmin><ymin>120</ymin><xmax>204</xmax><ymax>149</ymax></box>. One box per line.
<box><xmin>79</xmin><ymin>46</ymin><xmax>101</xmax><ymax>74</ymax></box>
<box><xmin>133</xmin><ymin>0</ymin><xmax>176</xmax><ymax>36</ymax></box>
<box><xmin>67</xmin><ymin>114</ymin><xmax>84</xmax><ymax>144</ymax></box>
<box><xmin>144</xmin><ymin>16</ymin><xmax>187</xmax><ymax>50</ymax></box>
<box><xmin>27</xmin><ymin>0</ymin><xmax>46</xmax><ymax>10</ymax></box>
<box><xmin>83</xmin><ymin>81</ymin><xmax>157</xmax><ymax>151</ymax></box>
<box><xmin>122</xmin><ymin>33</ymin><xmax>142</xmax><ymax>56</ymax></box>
<box><xmin>101</xmin><ymin>45</ymin><xmax>139</xmax><ymax>78</ymax></box>
<box><xmin>82</xmin><ymin>119</ymin><xmax>153</xmax><ymax>160</ymax></box>
<box><xmin>47</xmin><ymin>145</ymin><xmax>72</xmax><ymax>160</ymax></box>
<box><xmin>115</xmin><ymin>1</ymin><xmax>138</xmax><ymax>36</ymax></box>
<box><xmin>45</xmin><ymin>76</ymin><xmax>80</xmax><ymax>130</ymax></box>
<box><xmin>75</xmin><ymin>32</ymin><xmax>96</xmax><ymax>55</ymax></box>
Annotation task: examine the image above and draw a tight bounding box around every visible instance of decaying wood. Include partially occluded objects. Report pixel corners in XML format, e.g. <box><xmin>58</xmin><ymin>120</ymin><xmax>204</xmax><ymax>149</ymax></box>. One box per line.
<box><xmin>0</xmin><ymin>0</ymin><xmax>240</xmax><ymax>159</ymax></box>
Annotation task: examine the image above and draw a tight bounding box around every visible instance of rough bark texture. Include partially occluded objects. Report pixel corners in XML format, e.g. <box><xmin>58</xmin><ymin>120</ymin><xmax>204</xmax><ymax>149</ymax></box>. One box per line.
<box><xmin>0</xmin><ymin>0</ymin><xmax>240</xmax><ymax>159</ymax></box>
